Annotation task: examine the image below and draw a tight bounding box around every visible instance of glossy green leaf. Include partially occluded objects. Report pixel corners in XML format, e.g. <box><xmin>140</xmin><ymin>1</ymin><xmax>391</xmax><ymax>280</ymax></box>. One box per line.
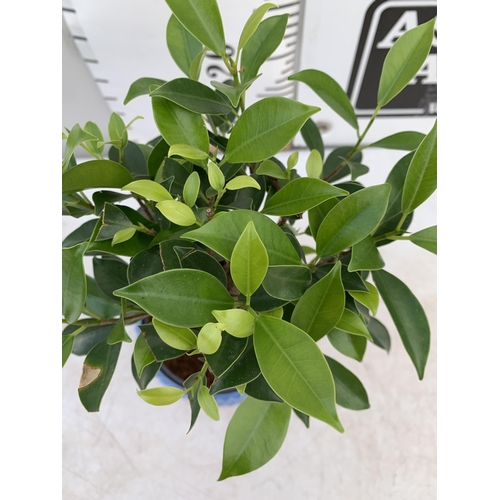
<box><xmin>78</xmin><ymin>340</ymin><xmax>121</xmax><ymax>412</ymax></box>
<box><xmin>263</xmin><ymin>178</ymin><xmax>347</xmax><ymax>216</ymax></box>
<box><xmin>92</xmin><ymin>191</ymin><xmax>131</xmax><ymax>216</ymax></box>
<box><xmin>293</xmin><ymin>409</ymin><xmax>310</xmax><ymax>428</ymax></box>
<box><xmin>212</xmin><ymin>309</ymin><xmax>255</xmax><ymax>338</ymax></box>
<box><xmin>152</xmin><ymin>318</ymin><xmax>197</xmax><ymax>350</ymax></box>
<box><xmin>241</xmin><ymin>14</ymin><xmax>289</xmax><ymax>83</ymax></box>
<box><xmin>152</xmin><ymin>97</ymin><xmax>209</xmax><ymax>153</ymax></box>
<box><xmin>211</xmin><ymin>76</ymin><xmax>260</xmax><ymax>108</ymax></box>
<box><xmin>114</xmin><ymin>269</ymin><xmax>233</xmax><ymax>327</ymax></box>
<box><xmin>93</xmin><ymin>256</ymin><xmax>128</xmax><ymax>299</ymax></box>
<box><xmin>238</xmin><ymin>3</ymin><xmax>277</xmax><ymax>53</ymax></box>
<box><xmin>343</xmin><ymin>159</ymin><xmax>369</xmax><ymax>182</ymax></box>
<box><xmin>166</xmin><ymin>14</ymin><xmax>203</xmax><ymax>77</ymax></box>
<box><xmin>140</xmin><ymin>323</ymin><xmax>186</xmax><ymax>361</ymax></box>
<box><xmin>133</xmin><ymin>333</ymin><xmax>156</xmax><ymax>377</ymax></box>
<box><xmin>197</xmin><ymin>323</ymin><xmax>224</xmax><ymax>354</ymax></box>
<box><xmin>254</xmin><ymin>316</ymin><xmax>343</xmax><ymax>431</ymax></box>
<box><xmin>287</xmin><ymin>151</ymin><xmax>299</xmax><ymax>170</ymax></box>
<box><xmin>151</xmin><ymin>79</ymin><xmax>232</xmax><ymax>115</ymax></box>
<box><xmin>108</xmin><ymin>113</ymin><xmax>128</xmax><ymax>148</ymax></box>
<box><xmin>225</xmin><ymin>176</ymin><xmax>261</xmax><ymax>191</ymax></box>
<box><xmin>291</xmin><ymin>262</ymin><xmax>344</xmax><ymax>341</ymax></box>
<box><xmin>289</xmin><ymin>69</ymin><xmax>358</xmax><ymax>130</ymax></box>
<box><xmin>182</xmin><ymin>171</ymin><xmax>200</xmax><ymax>207</ymax></box>
<box><xmin>368</xmin><ymin>131</ymin><xmax>425</xmax><ymax>151</ymax></box>
<box><xmin>165</xmin><ymin>0</ymin><xmax>226</xmax><ymax>56</ymax></box>
<box><xmin>401</xmin><ymin>120</ymin><xmax>437</xmax><ymax>214</ymax></box>
<box><xmin>262</xmin><ymin>265</ymin><xmax>311</xmax><ymax>301</ymax></box>
<box><xmin>325</xmin><ymin>356</ymin><xmax>370</xmax><ymax>410</ymax></box>
<box><xmin>124</xmin><ymin>77</ymin><xmax>166</xmax><ymax>105</ymax></box>
<box><xmin>62</xmin><ymin>160</ymin><xmax>133</xmax><ymax>195</ymax></box>
<box><xmin>308</xmin><ymin>198</ymin><xmax>338</xmax><ymax>239</ymax></box>
<box><xmin>62</xmin><ymin>334</ymin><xmax>74</xmax><ymax>367</ymax></box>
<box><xmin>197</xmin><ymin>385</ymin><xmax>220</xmax><ymax>421</ymax></box>
<box><xmin>206</xmin><ymin>333</ymin><xmax>247</xmax><ymax>377</ymax></box>
<box><xmin>182</xmin><ymin>210</ymin><xmax>301</xmax><ymax>265</ymax></box>
<box><xmin>327</xmin><ymin>329</ymin><xmax>367</xmax><ymax>362</ymax></box>
<box><xmin>65</xmin><ymin>324</ymin><xmax>113</xmax><ymax>356</ymax></box>
<box><xmin>372</xmin><ymin>270</ymin><xmax>430</xmax><ymax>379</ymax></box>
<box><xmin>207</xmin><ymin>159</ymin><xmax>225</xmax><ymax>192</ymax></box>
<box><xmin>107</xmin><ymin>317</ymin><xmax>131</xmax><ymax>345</ymax></box>
<box><xmin>137</xmin><ymin>386</ymin><xmax>184</xmax><ymax>406</ymax></box>
<box><xmin>83</xmin><ymin>121</ymin><xmax>104</xmax><ymax>156</ymax></box>
<box><xmin>62</xmin><ymin>243</ymin><xmax>87</xmax><ymax>323</ymax></box>
<box><xmin>245</xmin><ymin>374</ymin><xmax>282</xmax><ymax>403</ymax></box>
<box><xmin>255</xmin><ymin>159</ymin><xmax>287</xmax><ymax>179</ymax></box>
<box><xmin>132</xmin><ymin>357</ymin><xmax>161</xmax><ymax>391</ymax></box>
<box><xmin>223</xmin><ymin>97</ymin><xmax>320</xmax><ymax>164</ymax></box>
<box><xmin>189</xmin><ymin>49</ymin><xmax>206</xmax><ymax>80</ymax></box>
<box><xmin>87</xmin><ymin>232</ymin><xmax>152</xmax><ymax>258</ymax></box>
<box><xmin>95</xmin><ymin>203</ymin><xmax>133</xmax><ymax>241</ymax></box>
<box><xmin>108</xmin><ymin>141</ymin><xmax>149</xmax><ymax>180</ymax></box>
<box><xmin>306</xmin><ymin>149</ymin><xmax>323</xmax><ymax>179</ymax></box>
<box><xmin>112</xmin><ymin>228</ymin><xmax>136</xmax><ymax>246</ymax></box>
<box><xmin>322</xmin><ymin>147</ymin><xmax>362</xmax><ymax>182</ymax></box>
<box><xmin>378</xmin><ymin>18</ymin><xmax>436</xmax><ymax>106</ymax></box>
<box><xmin>62</xmin><ymin>220</ymin><xmax>98</xmax><ymax>248</ymax></box>
<box><xmin>231</xmin><ymin>221</ymin><xmax>269</xmax><ymax>299</ymax></box>
<box><xmin>184</xmin><ymin>372</ymin><xmax>203</xmax><ymax>432</ymax></box>
<box><xmin>336</xmin><ymin>309</ymin><xmax>371</xmax><ymax>339</ymax></box>
<box><xmin>301</xmin><ymin>118</ymin><xmax>324</xmax><ymax>159</ymax></box>
<box><xmin>348</xmin><ymin>236</ymin><xmax>385</xmax><ymax>271</ymax></box>
<box><xmin>122</xmin><ymin>179</ymin><xmax>172</xmax><ymax>202</ymax></box>
<box><xmin>316</xmin><ymin>184</ymin><xmax>391</xmax><ymax>257</ymax></box>
<box><xmin>219</xmin><ymin>397</ymin><xmax>290</xmax><ymax>480</ymax></box>
<box><xmin>62</xmin><ymin>124</ymin><xmax>98</xmax><ymax>171</ymax></box>
<box><xmin>367</xmin><ymin>316</ymin><xmax>391</xmax><ymax>352</ymax></box>
<box><xmin>350</xmin><ymin>281</ymin><xmax>379</xmax><ymax>316</ymax></box>
<box><xmin>156</xmin><ymin>200</ymin><xmax>196</xmax><ymax>226</ymax></box>
<box><xmin>168</xmin><ymin>144</ymin><xmax>208</xmax><ymax>163</ymax></box>
<box><xmin>175</xmin><ymin>248</ymin><xmax>226</xmax><ymax>285</ymax></box>
<box><xmin>409</xmin><ymin>225</ymin><xmax>437</xmax><ymax>254</ymax></box>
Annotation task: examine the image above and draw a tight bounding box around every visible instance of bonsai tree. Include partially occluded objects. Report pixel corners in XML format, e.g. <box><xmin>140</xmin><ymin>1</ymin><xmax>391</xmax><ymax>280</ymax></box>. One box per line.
<box><xmin>62</xmin><ymin>0</ymin><xmax>437</xmax><ymax>481</ymax></box>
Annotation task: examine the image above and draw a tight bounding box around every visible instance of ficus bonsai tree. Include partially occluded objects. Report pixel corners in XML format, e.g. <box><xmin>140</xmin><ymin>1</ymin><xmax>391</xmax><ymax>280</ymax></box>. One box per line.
<box><xmin>62</xmin><ymin>0</ymin><xmax>437</xmax><ymax>481</ymax></box>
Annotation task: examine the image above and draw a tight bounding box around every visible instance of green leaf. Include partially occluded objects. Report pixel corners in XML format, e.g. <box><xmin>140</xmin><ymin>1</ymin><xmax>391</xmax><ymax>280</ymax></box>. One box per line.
<box><xmin>62</xmin><ymin>160</ymin><xmax>134</xmax><ymax>195</ymax></box>
<box><xmin>306</xmin><ymin>149</ymin><xmax>323</xmax><ymax>179</ymax></box>
<box><xmin>262</xmin><ymin>265</ymin><xmax>311</xmax><ymax>301</ymax></box>
<box><xmin>255</xmin><ymin>159</ymin><xmax>287</xmax><ymax>179</ymax></box>
<box><xmin>62</xmin><ymin>243</ymin><xmax>87</xmax><ymax>323</ymax></box>
<box><xmin>372</xmin><ymin>270</ymin><xmax>430</xmax><ymax>379</ymax></box>
<box><xmin>343</xmin><ymin>159</ymin><xmax>369</xmax><ymax>182</ymax></box>
<box><xmin>241</xmin><ymin>14</ymin><xmax>289</xmax><ymax>84</ymax></box>
<box><xmin>175</xmin><ymin>247</ymin><xmax>226</xmax><ymax>286</ymax></box>
<box><xmin>409</xmin><ymin>225</ymin><xmax>437</xmax><ymax>254</ymax></box>
<box><xmin>164</xmin><ymin>0</ymin><xmax>226</xmax><ymax>56</ymax></box>
<box><xmin>182</xmin><ymin>210</ymin><xmax>301</xmax><ymax>265</ymax></box>
<box><xmin>133</xmin><ymin>333</ymin><xmax>156</xmax><ymax>377</ymax></box>
<box><xmin>205</xmin><ymin>333</ymin><xmax>248</xmax><ymax>376</ymax></box>
<box><xmin>107</xmin><ymin>317</ymin><xmax>131</xmax><ymax>345</ymax></box>
<box><xmin>322</xmin><ymin>147</ymin><xmax>362</xmax><ymax>182</ymax></box>
<box><xmin>140</xmin><ymin>323</ymin><xmax>186</xmax><ymax>361</ymax></box>
<box><xmin>108</xmin><ymin>113</ymin><xmax>128</xmax><ymax>148</ymax></box>
<box><xmin>95</xmin><ymin>203</ymin><xmax>133</xmax><ymax>241</ymax></box>
<box><xmin>93</xmin><ymin>256</ymin><xmax>128</xmax><ymax>300</ymax></box>
<box><xmin>301</xmin><ymin>118</ymin><xmax>324</xmax><ymax>159</ymax></box>
<box><xmin>183</xmin><ymin>171</ymin><xmax>200</xmax><ymax>207</ymax></box>
<box><xmin>336</xmin><ymin>309</ymin><xmax>371</xmax><ymax>339</ymax></box>
<box><xmin>62</xmin><ymin>124</ymin><xmax>98</xmax><ymax>171</ymax></box>
<box><xmin>152</xmin><ymin>318</ymin><xmax>197</xmax><ymax>350</ymax></box>
<box><xmin>231</xmin><ymin>221</ymin><xmax>269</xmax><ymax>300</ymax></box>
<box><xmin>350</xmin><ymin>281</ymin><xmax>379</xmax><ymax>316</ymax></box>
<box><xmin>254</xmin><ymin>316</ymin><xmax>343</xmax><ymax>431</ymax></box>
<box><xmin>327</xmin><ymin>329</ymin><xmax>367</xmax><ymax>362</ymax></box>
<box><xmin>62</xmin><ymin>334</ymin><xmax>74</xmax><ymax>367</ymax></box>
<box><xmin>189</xmin><ymin>49</ymin><xmax>206</xmax><ymax>81</ymax></box>
<box><xmin>289</xmin><ymin>69</ymin><xmax>358</xmax><ymax>130</ymax></box>
<box><xmin>63</xmin><ymin>220</ymin><xmax>98</xmax><ymax>248</ymax></box>
<box><xmin>183</xmin><ymin>372</ymin><xmax>203</xmax><ymax>432</ymax></box>
<box><xmin>132</xmin><ymin>357</ymin><xmax>161</xmax><ymax>391</ymax></box>
<box><xmin>166</xmin><ymin>14</ymin><xmax>203</xmax><ymax>77</ymax></box>
<box><xmin>308</xmin><ymin>198</ymin><xmax>338</xmax><ymax>239</ymax></box>
<box><xmin>287</xmin><ymin>151</ymin><xmax>299</xmax><ymax>170</ymax></box>
<box><xmin>245</xmin><ymin>374</ymin><xmax>282</xmax><ymax>403</ymax></box>
<box><xmin>212</xmin><ymin>309</ymin><xmax>255</xmax><ymax>338</ymax></box>
<box><xmin>64</xmin><ymin>324</ymin><xmax>113</xmax><ymax>356</ymax></box>
<box><xmin>122</xmin><ymin>179</ymin><xmax>172</xmax><ymax>202</ymax></box>
<box><xmin>112</xmin><ymin>228</ymin><xmax>136</xmax><ymax>246</ymax></box>
<box><xmin>225</xmin><ymin>176</ymin><xmax>261</xmax><ymax>191</ymax></box>
<box><xmin>211</xmin><ymin>76</ymin><xmax>261</xmax><ymax>108</ymax></box>
<box><xmin>137</xmin><ymin>386</ymin><xmax>184</xmax><ymax>406</ymax></box>
<box><xmin>207</xmin><ymin>159</ymin><xmax>225</xmax><ymax>192</ymax></box>
<box><xmin>316</xmin><ymin>184</ymin><xmax>391</xmax><ymax>257</ymax></box>
<box><xmin>114</xmin><ymin>269</ymin><xmax>234</xmax><ymax>327</ymax></box>
<box><xmin>197</xmin><ymin>323</ymin><xmax>223</xmax><ymax>354</ymax></box>
<box><xmin>152</xmin><ymin>97</ymin><xmax>209</xmax><ymax>153</ymax></box>
<box><xmin>124</xmin><ymin>77</ymin><xmax>166</xmax><ymax>105</ymax></box>
<box><xmin>92</xmin><ymin>191</ymin><xmax>131</xmax><ymax>216</ymax></box>
<box><xmin>263</xmin><ymin>178</ymin><xmax>347</xmax><ymax>216</ymax></box>
<box><xmin>324</xmin><ymin>356</ymin><xmax>370</xmax><ymax>411</ymax></box>
<box><xmin>401</xmin><ymin>120</ymin><xmax>437</xmax><ymax>214</ymax></box>
<box><xmin>293</xmin><ymin>409</ymin><xmax>310</xmax><ymax>428</ymax></box>
<box><xmin>238</xmin><ymin>3</ymin><xmax>277</xmax><ymax>52</ymax></box>
<box><xmin>197</xmin><ymin>385</ymin><xmax>220</xmax><ymax>421</ymax></box>
<box><xmin>367</xmin><ymin>131</ymin><xmax>425</xmax><ymax>151</ymax></box>
<box><xmin>378</xmin><ymin>18</ymin><xmax>436</xmax><ymax>106</ymax></box>
<box><xmin>156</xmin><ymin>200</ymin><xmax>196</xmax><ymax>226</ymax></box>
<box><xmin>83</xmin><ymin>122</ymin><xmax>104</xmax><ymax>156</ymax></box>
<box><xmin>168</xmin><ymin>144</ymin><xmax>208</xmax><ymax>162</ymax></box>
<box><xmin>219</xmin><ymin>398</ymin><xmax>290</xmax><ymax>480</ymax></box>
<box><xmin>291</xmin><ymin>262</ymin><xmax>344</xmax><ymax>341</ymax></box>
<box><xmin>223</xmin><ymin>97</ymin><xmax>320</xmax><ymax>164</ymax></box>
<box><xmin>348</xmin><ymin>236</ymin><xmax>385</xmax><ymax>271</ymax></box>
<box><xmin>151</xmin><ymin>79</ymin><xmax>232</xmax><ymax>115</ymax></box>
<box><xmin>78</xmin><ymin>340</ymin><xmax>121</xmax><ymax>412</ymax></box>
<box><xmin>367</xmin><ymin>316</ymin><xmax>391</xmax><ymax>352</ymax></box>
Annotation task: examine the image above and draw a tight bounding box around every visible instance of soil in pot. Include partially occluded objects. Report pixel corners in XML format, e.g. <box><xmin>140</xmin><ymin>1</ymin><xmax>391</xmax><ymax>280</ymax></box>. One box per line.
<box><xmin>162</xmin><ymin>354</ymin><xmax>215</xmax><ymax>387</ymax></box>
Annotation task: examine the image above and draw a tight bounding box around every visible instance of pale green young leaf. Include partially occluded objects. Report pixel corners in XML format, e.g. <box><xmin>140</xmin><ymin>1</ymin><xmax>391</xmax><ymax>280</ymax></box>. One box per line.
<box><xmin>152</xmin><ymin>318</ymin><xmax>198</xmax><ymax>350</ymax></box>
<box><xmin>164</xmin><ymin>0</ymin><xmax>226</xmax><ymax>57</ymax></box>
<box><xmin>137</xmin><ymin>386</ymin><xmax>184</xmax><ymax>406</ymax></box>
<box><xmin>124</xmin><ymin>77</ymin><xmax>166</xmax><ymax>105</ymax></box>
<box><xmin>111</xmin><ymin>227</ymin><xmax>136</xmax><ymax>246</ymax></box>
<box><xmin>212</xmin><ymin>309</ymin><xmax>255</xmax><ymax>338</ymax></box>
<box><xmin>62</xmin><ymin>124</ymin><xmax>98</xmax><ymax>171</ymax></box>
<box><xmin>372</xmin><ymin>270</ymin><xmax>430</xmax><ymax>379</ymax></box>
<box><xmin>197</xmin><ymin>323</ymin><xmax>224</xmax><ymax>355</ymax></box>
<box><xmin>260</xmin><ymin>307</ymin><xmax>284</xmax><ymax>319</ymax></box>
<box><xmin>83</xmin><ymin>121</ymin><xmax>104</xmax><ymax>156</ymax></box>
<box><xmin>183</xmin><ymin>171</ymin><xmax>200</xmax><ymax>207</ymax></box>
<box><xmin>219</xmin><ymin>397</ymin><xmax>291</xmax><ymax>480</ymax></box>
<box><xmin>306</xmin><ymin>149</ymin><xmax>323</xmax><ymax>179</ymax></box>
<box><xmin>211</xmin><ymin>75</ymin><xmax>261</xmax><ymax>108</ymax></box>
<box><xmin>122</xmin><ymin>180</ymin><xmax>173</xmax><ymax>202</ymax></box>
<box><xmin>289</xmin><ymin>69</ymin><xmax>358</xmax><ymax>130</ymax></box>
<box><xmin>254</xmin><ymin>316</ymin><xmax>343</xmax><ymax>431</ymax></box>
<box><xmin>62</xmin><ymin>243</ymin><xmax>88</xmax><ymax>324</ymax></box>
<box><xmin>230</xmin><ymin>221</ymin><xmax>269</xmax><ymax>300</ymax></box>
<box><xmin>223</xmin><ymin>97</ymin><xmax>320</xmax><ymax>164</ymax></box>
<box><xmin>108</xmin><ymin>112</ymin><xmax>128</xmax><ymax>148</ymax></box>
<box><xmin>291</xmin><ymin>262</ymin><xmax>344</xmax><ymax>341</ymax></box>
<box><xmin>189</xmin><ymin>49</ymin><xmax>206</xmax><ymax>81</ymax></box>
<box><xmin>378</xmin><ymin>18</ymin><xmax>436</xmax><ymax>106</ymax></box>
<box><xmin>348</xmin><ymin>236</ymin><xmax>385</xmax><ymax>271</ymax></box>
<box><xmin>287</xmin><ymin>151</ymin><xmax>299</xmax><ymax>170</ymax></box>
<box><xmin>401</xmin><ymin>120</ymin><xmax>437</xmax><ymax>214</ymax></box>
<box><xmin>198</xmin><ymin>385</ymin><xmax>220</xmax><ymax>421</ymax></box>
<box><xmin>336</xmin><ymin>309</ymin><xmax>372</xmax><ymax>339</ymax></box>
<box><xmin>409</xmin><ymin>225</ymin><xmax>437</xmax><ymax>254</ymax></box>
<box><xmin>207</xmin><ymin>160</ymin><xmax>226</xmax><ymax>192</ymax></box>
<box><xmin>350</xmin><ymin>281</ymin><xmax>380</xmax><ymax>316</ymax></box>
<box><xmin>168</xmin><ymin>143</ymin><xmax>209</xmax><ymax>162</ymax></box>
<box><xmin>156</xmin><ymin>200</ymin><xmax>197</xmax><ymax>226</ymax></box>
<box><xmin>238</xmin><ymin>3</ymin><xmax>278</xmax><ymax>52</ymax></box>
<box><xmin>225</xmin><ymin>176</ymin><xmax>261</xmax><ymax>191</ymax></box>
<box><xmin>367</xmin><ymin>131</ymin><xmax>425</xmax><ymax>151</ymax></box>
<box><xmin>256</xmin><ymin>159</ymin><xmax>287</xmax><ymax>179</ymax></box>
